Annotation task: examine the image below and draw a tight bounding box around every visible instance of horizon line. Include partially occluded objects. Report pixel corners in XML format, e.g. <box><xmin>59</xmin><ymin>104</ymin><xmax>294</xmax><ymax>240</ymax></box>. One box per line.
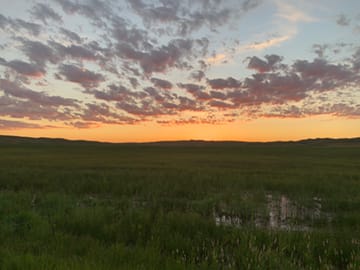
<box><xmin>1</xmin><ymin>134</ymin><xmax>359</xmax><ymax>145</ymax></box>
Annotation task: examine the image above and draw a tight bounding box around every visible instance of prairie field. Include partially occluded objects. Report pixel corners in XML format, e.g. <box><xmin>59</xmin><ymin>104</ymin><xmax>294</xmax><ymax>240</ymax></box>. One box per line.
<box><xmin>0</xmin><ymin>136</ymin><xmax>360</xmax><ymax>269</ymax></box>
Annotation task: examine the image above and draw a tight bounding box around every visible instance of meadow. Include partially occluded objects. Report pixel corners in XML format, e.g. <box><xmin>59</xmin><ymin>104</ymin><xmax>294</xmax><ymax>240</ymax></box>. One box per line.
<box><xmin>0</xmin><ymin>136</ymin><xmax>359</xmax><ymax>269</ymax></box>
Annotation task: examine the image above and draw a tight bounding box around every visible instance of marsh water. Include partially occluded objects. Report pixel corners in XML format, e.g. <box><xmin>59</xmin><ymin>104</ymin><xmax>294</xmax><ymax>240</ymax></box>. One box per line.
<box><xmin>214</xmin><ymin>194</ymin><xmax>332</xmax><ymax>231</ymax></box>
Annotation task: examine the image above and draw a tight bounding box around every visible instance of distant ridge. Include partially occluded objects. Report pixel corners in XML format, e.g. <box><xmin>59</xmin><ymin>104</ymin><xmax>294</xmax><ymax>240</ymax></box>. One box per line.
<box><xmin>0</xmin><ymin>135</ymin><xmax>108</xmax><ymax>145</ymax></box>
<box><xmin>0</xmin><ymin>134</ymin><xmax>359</xmax><ymax>146</ymax></box>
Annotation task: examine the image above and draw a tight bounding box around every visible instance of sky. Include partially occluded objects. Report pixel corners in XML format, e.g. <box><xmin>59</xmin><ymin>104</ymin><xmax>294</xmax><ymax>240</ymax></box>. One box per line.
<box><xmin>0</xmin><ymin>0</ymin><xmax>359</xmax><ymax>142</ymax></box>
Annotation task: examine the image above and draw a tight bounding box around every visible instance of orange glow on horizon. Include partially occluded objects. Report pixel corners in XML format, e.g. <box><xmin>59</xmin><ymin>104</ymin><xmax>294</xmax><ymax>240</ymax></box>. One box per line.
<box><xmin>1</xmin><ymin>115</ymin><xmax>359</xmax><ymax>143</ymax></box>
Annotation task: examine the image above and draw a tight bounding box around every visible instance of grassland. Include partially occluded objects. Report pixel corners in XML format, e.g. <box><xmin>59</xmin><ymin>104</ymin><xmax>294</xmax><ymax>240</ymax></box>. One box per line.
<box><xmin>0</xmin><ymin>136</ymin><xmax>359</xmax><ymax>269</ymax></box>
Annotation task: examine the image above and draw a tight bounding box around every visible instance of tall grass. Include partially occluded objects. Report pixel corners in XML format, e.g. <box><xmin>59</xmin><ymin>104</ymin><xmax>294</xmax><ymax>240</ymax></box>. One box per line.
<box><xmin>0</xmin><ymin>139</ymin><xmax>359</xmax><ymax>268</ymax></box>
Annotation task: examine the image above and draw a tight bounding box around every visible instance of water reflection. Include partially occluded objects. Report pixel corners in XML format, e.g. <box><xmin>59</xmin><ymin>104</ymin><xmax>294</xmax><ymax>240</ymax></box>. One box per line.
<box><xmin>214</xmin><ymin>194</ymin><xmax>331</xmax><ymax>231</ymax></box>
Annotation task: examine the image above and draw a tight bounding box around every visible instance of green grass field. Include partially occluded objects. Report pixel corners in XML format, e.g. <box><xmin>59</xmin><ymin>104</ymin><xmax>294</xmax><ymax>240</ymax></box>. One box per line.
<box><xmin>0</xmin><ymin>136</ymin><xmax>360</xmax><ymax>269</ymax></box>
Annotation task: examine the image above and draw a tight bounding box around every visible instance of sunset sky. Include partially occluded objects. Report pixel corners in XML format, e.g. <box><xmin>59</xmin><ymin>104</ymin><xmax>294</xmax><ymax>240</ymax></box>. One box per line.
<box><xmin>0</xmin><ymin>0</ymin><xmax>359</xmax><ymax>142</ymax></box>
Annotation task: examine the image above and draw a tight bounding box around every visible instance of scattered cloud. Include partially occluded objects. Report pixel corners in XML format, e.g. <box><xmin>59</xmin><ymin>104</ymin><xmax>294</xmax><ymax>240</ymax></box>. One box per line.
<box><xmin>247</xmin><ymin>54</ymin><xmax>284</xmax><ymax>73</ymax></box>
<box><xmin>20</xmin><ymin>39</ymin><xmax>58</xmax><ymax>67</ymax></box>
<box><xmin>0</xmin><ymin>14</ymin><xmax>42</xmax><ymax>36</ymax></box>
<box><xmin>127</xmin><ymin>0</ymin><xmax>259</xmax><ymax>36</ymax></box>
<box><xmin>118</xmin><ymin>38</ymin><xmax>204</xmax><ymax>74</ymax></box>
<box><xmin>207</xmin><ymin>77</ymin><xmax>242</xmax><ymax>90</ymax></box>
<box><xmin>336</xmin><ymin>14</ymin><xmax>351</xmax><ymax>26</ymax></box>
<box><xmin>59</xmin><ymin>27</ymin><xmax>82</xmax><ymax>43</ymax></box>
<box><xmin>51</xmin><ymin>42</ymin><xmax>98</xmax><ymax>61</ymax></box>
<box><xmin>151</xmin><ymin>78</ymin><xmax>173</xmax><ymax>90</ymax></box>
<box><xmin>0</xmin><ymin>82</ymin><xmax>77</xmax><ymax>122</ymax></box>
<box><xmin>0</xmin><ymin>119</ymin><xmax>47</xmax><ymax>129</ymax></box>
<box><xmin>0</xmin><ymin>79</ymin><xmax>78</xmax><ymax>107</ymax></box>
<box><xmin>206</xmin><ymin>53</ymin><xmax>227</xmax><ymax>64</ymax></box>
<box><xmin>242</xmin><ymin>35</ymin><xmax>292</xmax><ymax>52</ymax></box>
<box><xmin>0</xmin><ymin>58</ymin><xmax>45</xmax><ymax>77</ymax></box>
<box><xmin>30</xmin><ymin>3</ymin><xmax>63</xmax><ymax>25</ymax></box>
<box><xmin>242</xmin><ymin>0</ymin><xmax>263</xmax><ymax>12</ymax></box>
<box><xmin>69</xmin><ymin>121</ymin><xmax>99</xmax><ymax>129</ymax></box>
<box><xmin>58</xmin><ymin>64</ymin><xmax>105</xmax><ymax>87</ymax></box>
<box><xmin>190</xmin><ymin>70</ymin><xmax>205</xmax><ymax>81</ymax></box>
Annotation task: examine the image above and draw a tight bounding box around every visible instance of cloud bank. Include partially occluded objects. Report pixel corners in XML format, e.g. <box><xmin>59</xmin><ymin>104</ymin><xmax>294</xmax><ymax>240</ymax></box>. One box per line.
<box><xmin>0</xmin><ymin>0</ymin><xmax>359</xmax><ymax>130</ymax></box>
